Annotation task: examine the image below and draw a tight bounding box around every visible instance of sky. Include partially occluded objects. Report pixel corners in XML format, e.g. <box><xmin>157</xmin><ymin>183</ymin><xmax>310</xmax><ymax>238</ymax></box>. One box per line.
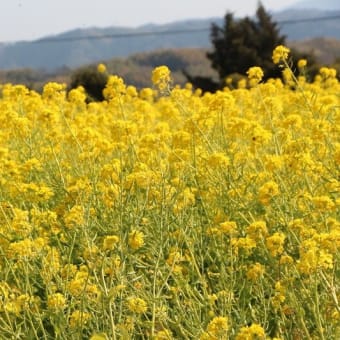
<box><xmin>1</xmin><ymin>0</ymin><xmax>299</xmax><ymax>43</ymax></box>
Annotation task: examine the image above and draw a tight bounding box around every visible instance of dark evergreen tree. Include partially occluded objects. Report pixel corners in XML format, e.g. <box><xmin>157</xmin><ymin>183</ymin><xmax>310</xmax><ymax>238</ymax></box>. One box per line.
<box><xmin>185</xmin><ymin>2</ymin><xmax>314</xmax><ymax>92</ymax></box>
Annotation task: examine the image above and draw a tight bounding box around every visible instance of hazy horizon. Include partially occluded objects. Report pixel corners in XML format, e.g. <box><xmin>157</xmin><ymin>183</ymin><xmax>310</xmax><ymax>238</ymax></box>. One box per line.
<box><xmin>1</xmin><ymin>0</ymin><xmax>301</xmax><ymax>43</ymax></box>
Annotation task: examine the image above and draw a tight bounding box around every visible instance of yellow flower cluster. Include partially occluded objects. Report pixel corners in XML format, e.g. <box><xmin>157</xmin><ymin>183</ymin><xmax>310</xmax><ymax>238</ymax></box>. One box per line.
<box><xmin>246</xmin><ymin>262</ymin><xmax>265</xmax><ymax>281</ymax></box>
<box><xmin>47</xmin><ymin>293</ymin><xmax>66</xmax><ymax>311</ymax></box>
<box><xmin>200</xmin><ymin>316</ymin><xmax>229</xmax><ymax>339</ymax></box>
<box><xmin>0</xmin><ymin>48</ymin><xmax>338</xmax><ymax>339</ymax></box>
<box><xmin>236</xmin><ymin>323</ymin><xmax>265</xmax><ymax>339</ymax></box>
<box><xmin>128</xmin><ymin>230</ymin><xmax>145</xmax><ymax>250</ymax></box>
<box><xmin>127</xmin><ymin>297</ymin><xmax>148</xmax><ymax>314</ymax></box>
<box><xmin>297</xmin><ymin>59</ymin><xmax>307</xmax><ymax>69</ymax></box>
<box><xmin>151</xmin><ymin>65</ymin><xmax>172</xmax><ymax>92</ymax></box>
<box><xmin>97</xmin><ymin>63</ymin><xmax>107</xmax><ymax>74</ymax></box>
<box><xmin>247</xmin><ymin>66</ymin><xmax>264</xmax><ymax>86</ymax></box>
<box><xmin>272</xmin><ymin>45</ymin><xmax>290</xmax><ymax>64</ymax></box>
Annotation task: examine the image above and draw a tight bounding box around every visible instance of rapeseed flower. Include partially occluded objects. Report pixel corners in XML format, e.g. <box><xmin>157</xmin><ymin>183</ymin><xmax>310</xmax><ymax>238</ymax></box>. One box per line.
<box><xmin>201</xmin><ymin>316</ymin><xmax>229</xmax><ymax>339</ymax></box>
<box><xmin>246</xmin><ymin>221</ymin><xmax>268</xmax><ymax>240</ymax></box>
<box><xmin>128</xmin><ymin>230</ymin><xmax>145</xmax><ymax>250</ymax></box>
<box><xmin>97</xmin><ymin>63</ymin><xmax>107</xmax><ymax>74</ymax></box>
<box><xmin>219</xmin><ymin>221</ymin><xmax>238</xmax><ymax>235</ymax></box>
<box><xmin>271</xmin><ymin>281</ymin><xmax>286</xmax><ymax>309</ymax></box>
<box><xmin>272</xmin><ymin>45</ymin><xmax>290</xmax><ymax>64</ymax></box>
<box><xmin>232</xmin><ymin>237</ymin><xmax>257</xmax><ymax>255</ymax></box>
<box><xmin>247</xmin><ymin>262</ymin><xmax>265</xmax><ymax>281</ymax></box>
<box><xmin>236</xmin><ymin>323</ymin><xmax>265</xmax><ymax>339</ymax></box>
<box><xmin>154</xmin><ymin>329</ymin><xmax>173</xmax><ymax>339</ymax></box>
<box><xmin>258</xmin><ymin>181</ymin><xmax>279</xmax><ymax>205</ymax></box>
<box><xmin>247</xmin><ymin>66</ymin><xmax>264</xmax><ymax>86</ymax></box>
<box><xmin>207</xmin><ymin>152</ymin><xmax>230</xmax><ymax>168</ymax></box>
<box><xmin>297</xmin><ymin>59</ymin><xmax>307</xmax><ymax>69</ymax></box>
<box><xmin>64</xmin><ymin>205</ymin><xmax>85</xmax><ymax>229</ymax></box>
<box><xmin>152</xmin><ymin>65</ymin><xmax>171</xmax><ymax>92</ymax></box>
<box><xmin>4</xmin><ymin>294</ymin><xmax>33</xmax><ymax>315</ymax></box>
<box><xmin>266</xmin><ymin>232</ymin><xmax>285</xmax><ymax>257</ymax></box>
<box><xmin>7</xmin><ymin>238</ymin><xmax>46</xmax><ymax>259</ymax></box>
<box><xmin>102</xmin><ymin>235</ymin><xmax>119</xmax><ymax>251</ymax></box>
<box><xmin>69</xmin><ymin>310</ymin><xmax>91</xmax><ymax>328</ymax></box>
<box><xmin>127</xmin><ymin>297</ymin><xmax>147</xmax><ymax>314</ymax></box>
<box><xmin>90</xmin><ymin>334</ymin><xmax>108</xmax><ymax>340</ymax></box>
<box><xmin>47</xmin><ymin>293</ymin><xmax>66</xmax><ymax>311</ymax></box>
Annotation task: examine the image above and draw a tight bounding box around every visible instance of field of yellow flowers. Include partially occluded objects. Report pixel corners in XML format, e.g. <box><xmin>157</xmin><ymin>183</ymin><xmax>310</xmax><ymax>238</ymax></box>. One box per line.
<box><xmin>0</xmin><ymin>47</ymin><xmax>339</xmax><ymax>339</ymax></box>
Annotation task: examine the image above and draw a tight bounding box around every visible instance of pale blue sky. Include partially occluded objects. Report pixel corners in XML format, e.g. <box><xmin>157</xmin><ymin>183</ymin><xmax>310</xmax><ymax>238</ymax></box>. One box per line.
<box><xmin>1</xmin><ymin>0</ymin><xmax>299</xmax><ymax>43</ymax></box>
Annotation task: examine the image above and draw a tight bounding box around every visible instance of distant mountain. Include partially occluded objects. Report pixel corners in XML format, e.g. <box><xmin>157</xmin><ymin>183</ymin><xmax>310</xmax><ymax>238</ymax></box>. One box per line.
<box><xmin>288</xmin><ymin>0</ymin><xmax>340</xmax><ymax>10</ymax></box>
<box><xmin>0</xmin><ymin>7</ymin><xmax>340</xmax><ymax>71</ymax></box>
<box><xmin>0</xmin><ymin>20</ymin><xmax>214</xmax><ymax>70</ymax></box>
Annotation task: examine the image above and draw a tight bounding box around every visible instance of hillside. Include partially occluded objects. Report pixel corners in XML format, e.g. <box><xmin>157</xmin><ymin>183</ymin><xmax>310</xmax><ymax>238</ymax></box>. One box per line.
<box><xmin>1</xmin><ymin>37</ymin><xmax>340</xmax><ymax>92</ymax></box>
<box><xmin>0</xmin><ymin>48</ymin><xmax>215</xmax><ymax>91</ymax></box>
<box><xmin>0</xmin><ymin>7</ymin><xmax>340</xmax><ymax>71</ymax></box>
<box><xmin>289</xmin><ymin>37</ymin><xmax>340</xmax><ymax>64</ymax></box>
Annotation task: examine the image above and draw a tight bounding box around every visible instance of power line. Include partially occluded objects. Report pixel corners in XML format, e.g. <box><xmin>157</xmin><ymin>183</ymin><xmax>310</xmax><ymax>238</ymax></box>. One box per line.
<box><xmin>27</xmin><ymin>13</ymin><xmax>340</xmax><ymax>44</ymax></box>
<box><xmin>277</xmin><ymin>14</ymin><xmax>340</xmax><ymax>25</ymax></box>
<box><xmin>33</xmin><ymin>27</ymin><xmax>210</xmax><ymax>43</ymax></box>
